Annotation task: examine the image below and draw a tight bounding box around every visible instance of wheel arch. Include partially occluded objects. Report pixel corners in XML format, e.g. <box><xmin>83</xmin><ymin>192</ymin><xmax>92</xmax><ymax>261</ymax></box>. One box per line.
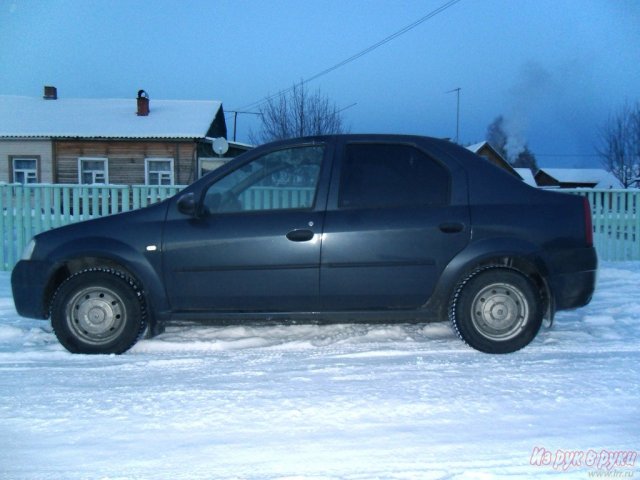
<box><xmin>43</xmin><ymin>239</ymin><xmax>169</xmax><ymax>333</ymax></box>
<box><xmin>427</xmin><ymin>238</ymin><xmax>555</xmax><ymax>323</ymax></box>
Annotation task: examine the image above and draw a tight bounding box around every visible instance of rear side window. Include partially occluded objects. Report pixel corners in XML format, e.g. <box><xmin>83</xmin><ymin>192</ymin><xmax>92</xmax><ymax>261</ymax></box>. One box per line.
<box><xmin>338</xmin><ymin>143</ymin><xmax>449</xmax><ymax>209</ymax></box>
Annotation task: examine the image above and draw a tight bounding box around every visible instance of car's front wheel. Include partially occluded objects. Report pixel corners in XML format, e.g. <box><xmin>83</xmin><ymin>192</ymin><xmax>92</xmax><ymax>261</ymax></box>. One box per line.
<box><xmin>50</xmin><ymin>268</ymin><xmax>147</xmax><ymax>354</ymax></box>
<box><xmin>449</xmin><ymin>266</ymin><xmax>543</xmax><ymax>353</ymax></box>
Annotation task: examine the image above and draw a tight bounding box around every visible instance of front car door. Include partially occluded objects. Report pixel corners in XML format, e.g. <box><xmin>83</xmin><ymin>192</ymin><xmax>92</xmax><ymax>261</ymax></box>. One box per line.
<box><xmin>320</xmin><ymin>138</ymin><xmax>471</xmax><ymax>310</ymax></box>
<box><xmin>162</xmin><ymin>141</ymin><xmax>331</xmax><ymax>313</ymax></box>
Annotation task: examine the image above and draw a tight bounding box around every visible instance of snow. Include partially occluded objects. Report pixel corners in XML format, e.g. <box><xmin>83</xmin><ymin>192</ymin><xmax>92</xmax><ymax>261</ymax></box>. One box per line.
<box><xmin>537</xmin><ymin>168</ymin><xmax>622</xmax><ymax>189</ymax></box>
<box><xmin>0</xmin><ymin>95</ymin><xmax>222</xmax><ymax>139</ymax></box>
<box><xmin>1</xmin><ymin>264</ymin><xmax>639</xmax><ymax>479</ymax></box>
<box><xmin>465</xmin><ymin>141</ymin><xmax>489</xmax><ymax>153</ymax></box>
<box><xmin>514</xmin><ymin>168</ymin><xmax>537</xmax><ymax>187</ymax></box>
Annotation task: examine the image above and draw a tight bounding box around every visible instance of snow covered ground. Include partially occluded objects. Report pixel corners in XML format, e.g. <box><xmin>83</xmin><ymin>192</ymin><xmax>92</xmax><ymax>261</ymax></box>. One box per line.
<box><xmin>0</xmin><ymin>263</ymin><xmax>638</xmax><ymax>479</ymax></box>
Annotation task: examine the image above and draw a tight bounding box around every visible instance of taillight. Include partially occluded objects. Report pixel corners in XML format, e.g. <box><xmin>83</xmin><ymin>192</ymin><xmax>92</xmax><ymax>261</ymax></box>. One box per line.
<box><xmin>583</xmin><ymin>197</ymin><xmax>593</xmax><ymax>247</ymax></box>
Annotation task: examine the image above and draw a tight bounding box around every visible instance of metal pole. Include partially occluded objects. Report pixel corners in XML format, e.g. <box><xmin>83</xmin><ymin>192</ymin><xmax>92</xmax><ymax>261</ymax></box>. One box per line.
<box><xmin>455</xmin><ymin>88</ymin><xmax>460</xmax><ymax>143</ymax></box>
<box><xmin>233</xmin><ymin>112</ymin><xmax>238</xmax><ymax>142</ymax></box>
<box><xmin>226</xmin><ymin>111</ymin><xmax>261</xmax><ymax>143</ymax></box>
<box><xmin>446</xmin><ymin>87</ymin><xmax>461</xmax><ymax>143</ymax></box>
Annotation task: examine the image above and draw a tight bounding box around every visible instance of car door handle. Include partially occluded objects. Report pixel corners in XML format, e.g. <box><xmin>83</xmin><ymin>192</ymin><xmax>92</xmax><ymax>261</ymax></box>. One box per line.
<box><xmin>439</xmin><ymin>222</ymin><xmax>465</xmax><ymax>234</ymax></box>
<box><xmin>286</xmin><ymin>229</ymin><xmax>315</xmax><ymax>242</ymax></box>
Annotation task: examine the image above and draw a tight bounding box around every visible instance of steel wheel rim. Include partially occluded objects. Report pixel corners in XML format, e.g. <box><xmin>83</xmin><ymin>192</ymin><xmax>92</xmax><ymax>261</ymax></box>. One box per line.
<box><xmin>65</xmin><ymin>286</ymin><xmax>126</xmax><ymax>345</ymax></box>
<box><xmin>470</xmin><ymin>282</ymin><xmax>528</xmax><ymax>341</ymax></box>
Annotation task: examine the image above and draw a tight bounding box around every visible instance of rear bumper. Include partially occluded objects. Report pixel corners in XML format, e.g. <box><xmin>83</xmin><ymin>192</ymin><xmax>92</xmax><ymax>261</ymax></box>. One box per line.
<box><xmin>11</xmin><ymin>260</ymin><xmax>51</xmax><ymax>319</ymax></box>
<box><xmin>547</xmin><ymin>247</ymin><xmax>598</xmax><ymax>311</ymax></box>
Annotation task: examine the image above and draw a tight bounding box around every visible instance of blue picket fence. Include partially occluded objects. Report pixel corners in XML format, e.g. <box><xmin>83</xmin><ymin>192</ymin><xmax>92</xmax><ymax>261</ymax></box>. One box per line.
<box><xmin>563</xmin><ymin>188</ymin><xmax>640</xmax><ymax>262</ymax></box>
<box><xmin>0</xmin><ymin>184</ymin><xmax>638</xmax><ymax>271</ymax></box>
<box><xmin>0</xmin><ymin>184</ymin><xmax>184</xmax><ymax>270</ymax></box>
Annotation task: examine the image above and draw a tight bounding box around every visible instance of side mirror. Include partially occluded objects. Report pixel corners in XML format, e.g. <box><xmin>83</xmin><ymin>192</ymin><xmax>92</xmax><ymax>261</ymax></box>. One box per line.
<box><xmin>177</xmin><ymin>193</ymin><xmax>197</xmax><ymax>217</ymax></box>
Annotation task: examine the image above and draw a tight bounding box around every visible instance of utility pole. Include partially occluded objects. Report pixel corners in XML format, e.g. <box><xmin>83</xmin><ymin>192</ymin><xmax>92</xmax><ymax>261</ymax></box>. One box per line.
<box><xmin>225</xmin><ymin>111</ymin><xmax>262</xmax><ymax>142</ymax></box>
<box><xmin>446</xmin><ymin>87</ymin><xmax>461</xmax><ymax>143</ymax></box>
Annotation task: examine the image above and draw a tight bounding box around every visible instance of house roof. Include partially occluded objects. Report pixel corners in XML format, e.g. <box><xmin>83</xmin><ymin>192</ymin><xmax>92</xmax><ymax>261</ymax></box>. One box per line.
<box><xmin>514</xmin><ymin>168</ymin><xmax>537</xmax><ymax>187</ymax></box>
<box><xmin>0</xmin><ymin>95</ymin><xmax>223</xmax><ymax>139</ymax></box>
<box><xmin>466</xmin><ymin>141</ymin><xmax>491</xmax><ymax>153</ymax></box>
<box><xmin>466</xmin><ymin>141</ymin><xmax>522</xmax><ymax>179</ymax></box>
<box><xmin>536</xmin><ymin>168</ymin><xmax>622</xmax><ymax>188</ymax></box>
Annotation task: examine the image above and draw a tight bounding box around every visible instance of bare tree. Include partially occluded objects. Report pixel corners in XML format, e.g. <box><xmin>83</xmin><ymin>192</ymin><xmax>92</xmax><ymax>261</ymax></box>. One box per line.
<box><xmin>599</xmin><ymin>102</ymin><xmax>640</xmax><ymax>188</ymax></box>
<box><xmin>251</xmin><ymin>83</ymin><xmax>347</xmax><ymax>144</ymax></box>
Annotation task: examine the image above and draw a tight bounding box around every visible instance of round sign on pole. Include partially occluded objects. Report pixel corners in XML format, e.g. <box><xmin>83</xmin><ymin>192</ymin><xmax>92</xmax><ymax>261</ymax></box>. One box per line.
<box><xmin>212</xmin><ymin>137</ymin><xmax>229</xmax><ymax>156</ymax></box>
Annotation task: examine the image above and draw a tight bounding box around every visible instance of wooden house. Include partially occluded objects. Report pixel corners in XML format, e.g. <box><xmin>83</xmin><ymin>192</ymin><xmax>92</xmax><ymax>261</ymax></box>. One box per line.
<box><xmin>535</xmin><ymin>168</ymin><xmax>622</xmax><ymax>189</ymax></box>
<box><xmin>466</xmin><ymin>141</ymin><xmax>536</xmax><ymax>185</ymax></box>
<box><xmin>0</xmin><ymin>87</ymin><xmax>251</xmax><ymax>186</ymax></box>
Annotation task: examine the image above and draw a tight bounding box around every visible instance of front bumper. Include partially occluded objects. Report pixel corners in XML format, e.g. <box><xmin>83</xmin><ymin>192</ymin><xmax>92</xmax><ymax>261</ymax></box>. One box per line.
<box><xmin>11</xmin><ymin>260</ymin><xmax>52</xmax><ymax>319</ymax></box>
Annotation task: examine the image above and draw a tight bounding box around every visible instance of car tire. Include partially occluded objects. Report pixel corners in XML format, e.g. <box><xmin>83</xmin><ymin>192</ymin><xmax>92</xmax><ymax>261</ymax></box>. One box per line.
<box><xmin>449</xmin><ymin>266</ymin><xmax>543</xmax><ymax>354</ymax></box>
<box><xmin>50</xmin><ymin>268</ymin><xmax>147</xmax><ymax>354</ymax></box>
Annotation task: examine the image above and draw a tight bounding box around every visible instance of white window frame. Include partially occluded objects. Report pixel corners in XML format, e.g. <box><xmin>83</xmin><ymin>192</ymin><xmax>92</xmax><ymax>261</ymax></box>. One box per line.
<box><xmin>145</xmin><ymin>158</ymin><xmax>175</xmax><ymax>186</ymax></box>
<box><xmin>12</xmin><ymin>157</ymin><xmax>38</xmax><ymax>184</ymax></box>
<box><xmin>78</xmin><ymin>157</ymin><xmax>108</xmax><ymax>184</ymax></box>
<box><xmin>199</xmin><ymin>156</ymin><xmax>231</xmax><ymax>177</ymax></box>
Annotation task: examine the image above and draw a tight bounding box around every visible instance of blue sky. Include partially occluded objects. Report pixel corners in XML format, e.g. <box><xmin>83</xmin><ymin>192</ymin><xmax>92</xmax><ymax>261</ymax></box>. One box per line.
<box><xmin>1</xmin><ymin>0</ymin><xmax>639</xmax><ymax>167</ymax></box>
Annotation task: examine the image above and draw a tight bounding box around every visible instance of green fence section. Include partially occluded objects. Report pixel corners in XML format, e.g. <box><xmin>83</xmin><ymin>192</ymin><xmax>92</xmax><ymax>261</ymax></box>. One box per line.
<box><xmin>0</xmin><ymin>184</ymin><xmax>184</xmax><ymax>270</ymax></box>
<box><xmin>1</xmin><ymin>184</ymin><xmax>639</xmax><ymax>271</ymax></box>
<box><xmin>562</xmin><ymin>189</ymin><xmax>640</xmax><ymax>262</ymax></box>
<box><xmin>240</xmin><ymin>186</ymin><xmax>316</xmax><ymax>211</ymax></box>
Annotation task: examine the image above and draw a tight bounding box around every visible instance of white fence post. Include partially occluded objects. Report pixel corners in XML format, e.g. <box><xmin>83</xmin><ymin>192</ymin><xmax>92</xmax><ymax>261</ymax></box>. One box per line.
<box><xmin>563</xmin><ymin>188</ymin><xmax>640</xmax><ymax>262</ymax></box>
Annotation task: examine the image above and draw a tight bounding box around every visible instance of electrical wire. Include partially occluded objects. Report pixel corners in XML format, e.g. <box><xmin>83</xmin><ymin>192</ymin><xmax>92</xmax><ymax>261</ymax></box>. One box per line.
<box><xmin>238</xmin><ymin>0</ymin><xmax>463</xmax><ymax>111</ymax></box>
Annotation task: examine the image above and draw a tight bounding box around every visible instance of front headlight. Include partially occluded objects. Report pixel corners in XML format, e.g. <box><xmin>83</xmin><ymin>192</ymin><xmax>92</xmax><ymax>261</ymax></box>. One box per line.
<box><xmin>21</xmin><ymin>239</ymin><xmax>36</xmax><ymax>261</ymax></box>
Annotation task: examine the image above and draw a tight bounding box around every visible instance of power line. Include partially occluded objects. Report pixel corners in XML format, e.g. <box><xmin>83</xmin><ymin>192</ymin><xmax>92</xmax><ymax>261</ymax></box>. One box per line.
<box><xmin>238</xmin><ymin>0</ymin><xmax>463</xmax><ymax>111</ymax></box>
<box><xmin>337</xmin><ymin>102</ymin><xmax>358</xmax><ymax>113</ymax></box>
<box><xmin>536</xmin><ymin>154</ymin><xmax>600</xmax><ymax>157</ymax></box>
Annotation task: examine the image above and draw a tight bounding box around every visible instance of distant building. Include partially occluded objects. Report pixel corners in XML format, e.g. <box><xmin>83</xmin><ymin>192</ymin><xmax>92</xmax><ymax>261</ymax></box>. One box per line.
<box><xmin>0</xmin><ymin>87</ymin><xmax>251</xmax><ymax>185</ymax></box>
<box><xmin>466</xmin><ymin>141</ymin><xmax>536</xmax><ymax>185</ymax></box>
<box><xmin>535</xmin><ymin>168</ymin><xmax>622</xmax><ymax>189</ymax></box>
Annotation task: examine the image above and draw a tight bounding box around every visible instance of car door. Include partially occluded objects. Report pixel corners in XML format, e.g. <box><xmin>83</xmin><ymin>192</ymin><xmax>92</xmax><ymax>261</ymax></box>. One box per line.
<box><xmin>162</xmin><ymin>142</ymin><xmax>331</xmax><ymax>313</ymax></box>
<box><xmin>320</xmin><ymin>140</ymin><xmax>471</xmax><ymax>310</ymax></box>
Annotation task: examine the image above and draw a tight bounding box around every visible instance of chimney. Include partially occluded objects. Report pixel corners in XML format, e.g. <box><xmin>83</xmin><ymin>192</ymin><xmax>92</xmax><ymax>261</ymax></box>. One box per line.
<box><xmin>136</xmin><ymin>89</ymin><xmax>149</xmax><ymax>116</ymax></box>
<box><xmin>43</xmin><ymin>86</ymin><xmax>57</xmax><ymax>100</ymax></box>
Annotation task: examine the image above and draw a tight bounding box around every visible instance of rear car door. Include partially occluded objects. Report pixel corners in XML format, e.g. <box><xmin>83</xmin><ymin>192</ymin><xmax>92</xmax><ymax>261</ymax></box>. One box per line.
<box><xmin>320</xmin><ymin>139</ymin><xmax>471</xmax><ymax>310</ymax></box>
<box><xmin>162</xmin><ymin>142</ymin><xmax>331</xmax><ymax>313</ymax></box>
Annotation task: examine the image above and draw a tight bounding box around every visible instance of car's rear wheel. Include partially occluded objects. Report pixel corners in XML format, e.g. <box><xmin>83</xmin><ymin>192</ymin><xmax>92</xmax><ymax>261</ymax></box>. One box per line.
<box><xmin>449</xmin><ymin>267</ymin><xmax>543</xmax><ymax>353</ymax></box>
<box><xmin>50</xmin><ymin>268</ymin><xmax>147</xmax><ymax>354</ymax></box>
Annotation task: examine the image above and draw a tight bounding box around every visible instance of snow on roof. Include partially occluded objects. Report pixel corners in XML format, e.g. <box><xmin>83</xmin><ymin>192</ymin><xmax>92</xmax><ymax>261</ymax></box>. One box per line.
<box><xmin>514</xmin><ymin>168</ymin><xmax>537</xmax><ymax>187</ymax></box>
<box><xmin>465</xmin><ymin>141</ymin><xmax>489</xmax><ymax>153</ymax></box>
<box><xmin>538</xmin><ymin>168</ymin><xmax>622</xmax><ymax>188</ymax></box>
<box><xmin>0</xmin><ymin>95</ymin><xmax>223</xmax><ymax>139</ymax></box>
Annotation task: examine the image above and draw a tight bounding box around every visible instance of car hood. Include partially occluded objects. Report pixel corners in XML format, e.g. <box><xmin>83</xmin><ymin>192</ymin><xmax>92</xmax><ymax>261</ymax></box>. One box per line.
<box><xmin>31</xmin><ymin>201</ymin><xmax>170</xmax><ymax>261</ymax></box>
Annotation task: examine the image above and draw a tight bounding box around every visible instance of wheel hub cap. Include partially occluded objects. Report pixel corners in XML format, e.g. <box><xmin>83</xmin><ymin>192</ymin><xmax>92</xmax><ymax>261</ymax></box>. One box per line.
<box><xmin>471</xmin><ymin>283</ymin><xmax>529</xmax><ymax>340</ymax></box>
<box><xmin>67</xmin><ymin>288</ymin><xmax>126</xmax><ymax>344</ymax></box>
<box><xmin>77</xmin><ymin>298</ymin><xmax>116</xmax><ymax>333</ymax></box>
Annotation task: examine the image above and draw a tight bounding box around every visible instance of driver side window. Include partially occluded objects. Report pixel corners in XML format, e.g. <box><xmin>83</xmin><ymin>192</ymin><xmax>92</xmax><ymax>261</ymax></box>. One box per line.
<box><xmin>203</xmin><ymin>145</ymin><xmax>324</xmax><ymax>214</ymax></box>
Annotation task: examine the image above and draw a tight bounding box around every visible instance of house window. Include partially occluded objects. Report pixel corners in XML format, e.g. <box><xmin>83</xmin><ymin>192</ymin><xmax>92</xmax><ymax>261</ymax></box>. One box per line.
<box><xmin>200</xmin><ymin>157</ymin><xmax>230</xmax><ymax>177</ymax></box>
<box><xmin>79</xmin><ymin>158</ymin><xmax>108</xmax><ymax>184</ymax></box>
<box><xmin>145</xmin><ymin>158</ymin><xmax>174</xmax><ymax>185</ymax></box>
<box><xmin>12</xmin><ymin>158</ymin><xmax>38</xmax><ymax>184</ymax></box>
